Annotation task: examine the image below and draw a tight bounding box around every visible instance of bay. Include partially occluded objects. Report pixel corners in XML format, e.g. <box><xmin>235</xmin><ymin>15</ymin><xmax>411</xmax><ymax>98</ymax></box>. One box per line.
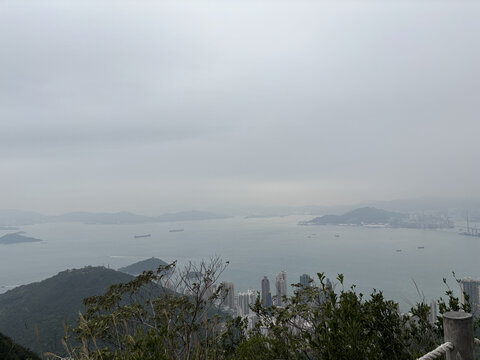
<box><xmin>0</xmin><ymin>215</ymin><xmax>477</xmax><ymax>311</ymax></box>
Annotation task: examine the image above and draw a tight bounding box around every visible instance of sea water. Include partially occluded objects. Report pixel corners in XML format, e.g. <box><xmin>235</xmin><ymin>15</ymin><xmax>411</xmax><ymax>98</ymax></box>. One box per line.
<box><xmin>0</xmin><ymin>216</ymin><xmax>478</xmax><ymax>311</ymax></box>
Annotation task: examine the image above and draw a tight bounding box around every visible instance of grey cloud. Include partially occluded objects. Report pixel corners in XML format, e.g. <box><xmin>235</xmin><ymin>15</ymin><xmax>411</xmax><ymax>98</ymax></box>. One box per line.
<box><xmin>0</xmin><ymin>1</ymin><xmax>479</xmax><ymax>213</ymax></box>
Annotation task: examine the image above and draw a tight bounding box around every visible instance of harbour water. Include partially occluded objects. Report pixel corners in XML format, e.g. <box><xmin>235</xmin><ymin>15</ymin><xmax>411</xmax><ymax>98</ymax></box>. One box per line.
<box><xmin>0</xmin><ymin>216</ymin><xmax>478</xmax><ymax>311</ymax></box>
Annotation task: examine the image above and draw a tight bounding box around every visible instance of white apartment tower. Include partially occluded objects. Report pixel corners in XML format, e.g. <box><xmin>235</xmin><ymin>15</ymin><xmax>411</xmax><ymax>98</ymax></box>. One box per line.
<box><xmin>238</xmin><ymin>289</ymin><xmax>256</xmax><ymax>316</ymax></box>
<box><xmin>221</xmin><ymin>281</ymin><xmax>235</xmax><ymax>309</ymax></box>
<box><xmin>276</xmin><ymin>271</ymin><xmax>287</xmax><ymax>306</ymax></box>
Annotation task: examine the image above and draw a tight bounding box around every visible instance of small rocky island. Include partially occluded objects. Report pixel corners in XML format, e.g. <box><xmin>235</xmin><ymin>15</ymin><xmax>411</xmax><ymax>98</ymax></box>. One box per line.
<box><xmin>0</xmin><ymin>233</ymin><xmax>42</xmax><ymax>245</ymax></box>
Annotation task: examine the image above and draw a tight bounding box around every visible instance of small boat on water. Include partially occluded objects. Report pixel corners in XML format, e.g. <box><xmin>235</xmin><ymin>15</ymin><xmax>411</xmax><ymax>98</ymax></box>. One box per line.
<box><xmin>134</xmin><ymin>234</ymin><xmax>151</xmax><ymax>239</ymax></box>
<box><xmin>396</xmin><ymin>249</ymin><xmax>402</xmax><ymax>252</ymax></box>
<box><xmin>334</xmin><ymin>234</ymin><xmax>340</xmax><ymax>238</ymax></box>
<box><xmin>417</xmin><ymin>246</ymin><xmax>425</xmax><ymax>249</ymax></box>
<box><xmin>169</xmin><ymin>229</ymin><xmax>184</xmax><ymax>233</ymax></box>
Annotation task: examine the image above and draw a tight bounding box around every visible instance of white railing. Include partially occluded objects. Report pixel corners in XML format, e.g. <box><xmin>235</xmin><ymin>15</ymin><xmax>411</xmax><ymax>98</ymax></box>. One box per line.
<box><xmin>417</xmin><ymin>342</ymin><xmax>453</xmax><ymax>360</ymax></box>
<box><xmin>417</xmin><ymin>311</ymin><xmax>479</xmax><ymax>360</ymax></box>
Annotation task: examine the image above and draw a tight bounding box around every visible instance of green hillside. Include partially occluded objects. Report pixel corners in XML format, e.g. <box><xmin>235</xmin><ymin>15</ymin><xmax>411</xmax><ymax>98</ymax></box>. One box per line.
<box><xmin>0</xmin><ymin>332</ymin><xmax>40</xmax><ymax>360</ymax></box>
<box><xmin>0</xmin><ymin>267</ymin><xmax>134</xmax><ymax>356</ymax></box>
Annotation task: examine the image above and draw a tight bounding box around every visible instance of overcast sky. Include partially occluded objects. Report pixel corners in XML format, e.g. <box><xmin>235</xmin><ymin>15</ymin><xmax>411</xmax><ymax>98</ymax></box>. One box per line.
<box><xmin>0</xmin><ymin>0</ymin><xmax>479</xmax><ymax>215</ymax></box>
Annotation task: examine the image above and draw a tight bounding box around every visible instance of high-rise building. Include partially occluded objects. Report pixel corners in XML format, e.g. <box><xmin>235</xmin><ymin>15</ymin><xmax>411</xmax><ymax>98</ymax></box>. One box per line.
<box><xmin>429</xmin><ymin>300</ymin><xmax>437</xmax><ymax>324</ymax></box>
<box><xmin>266</xmin><ymin>292</ymin><xmax>273</xmax><ymax>307</ymax></box>
<box><xmin>318</xmin><ymin>277</ymin><xmax>333</xmax><ymax>304</ymax></box>
<box><xmin>276</xmin><ymin>271</ymin><xmax>287</xmax><ymax>306</ymax></box>
<box><xmin>261</xmin><ymin>276</ymin><xmax>271</xmax><ymax>307</ymax></box>
<box><xmin>300</xmin><ymin>274</ymin><xmax>312</xmax><ymax>288</ymax></box>
<box><xmin>459</xmin><ymin>278</ymin><xmax>480</xmax><ymax>315</ymax></box>
<box><xmin>221</xmin><ymin>281</ymin><xmax>235</xmax><ymax>309</ymax></box>
<box><xmin>238</xmin><ymin>289</ymin><xmax>256</xmax><ymax>316</ymax></box>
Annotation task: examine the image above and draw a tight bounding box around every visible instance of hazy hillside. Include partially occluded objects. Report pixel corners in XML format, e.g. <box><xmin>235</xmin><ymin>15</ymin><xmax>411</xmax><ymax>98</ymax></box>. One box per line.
<box><xmin>358</xmin><ymin>197</ymin><xmax>480</xmax><ymax>218</ymax></box>
<box><xmin>156</xmin><ymin>210</ymin><xmax>230</xmax><ymax>222</ymax></box>
<box><xmin>0</xmin><ymin>267</ymin><xmax>134</xmax><ymax>356</ymax></box>
<box><xmin>118</xmin><ymin>257</ymin><xmax>169</xmax><ymax>276</ymax></box>
<box><xmin>300</xmin><ymin>207</ymin><xmax>406</xmax><ymax>225</ymax></box>
<box><xmin>49</xmin><ymin>211</ymin><xmax>156</xmax><ymax>224</ymax></box>
<box><xmin>0</xmin><ymin>209</ymin><xmax>231</xmax><ymax>225</ymax></box>
<box><xmin>0</xmin><ymin>210</ymin><xmax>47</xmax><ymax>226</ymax></box>
<box><xmin>0</xmin><ymin>332</ymin><xmax>40</xmax><ymax>360</ymax></box>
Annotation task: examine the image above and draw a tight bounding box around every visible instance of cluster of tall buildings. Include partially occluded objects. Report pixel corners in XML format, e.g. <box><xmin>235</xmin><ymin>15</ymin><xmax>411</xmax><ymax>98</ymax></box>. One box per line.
<box><xmin>218</xmin><ymin>271</ymin><xmax>321</xmax><ymax>321</ymax></box>
<box><xmin>179</xmin><ymin>270</ymin><xmax>480</xmax><ymax>326</ymax></box>
<box><xmin>260</xmin><ymin>271</ymin><xmax>289</xmax><ymax>308</ymax></box>
<box><xmin>184</xmin><ymin>271</ymin><xmax>480</xmax><ymax>326</ymax></box>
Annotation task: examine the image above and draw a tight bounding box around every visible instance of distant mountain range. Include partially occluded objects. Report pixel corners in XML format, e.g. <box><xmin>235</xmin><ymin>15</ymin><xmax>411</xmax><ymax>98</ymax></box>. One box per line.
<box><xmin>156</xmin><ymin>210</ymin><xmax>230</xmax><ymax>222</ymax></box>
<box><xmin>1</xmin><ymin>197</ymin><xmax>479</xmax><ymax>226</ymax></box>
<box><xmin>356</xmin><ymin>197</ymin><xmax>480</xmax><ymax>218</ymax></box>
<box><xmin>0</xmin><ymin>209</ymin><xmax>231</xmax><ymax>226</ymax></box>
<box><xmin>240</xmin><ymin>197</ymin><xmax>480</xmax><ymax>218</ymax></box>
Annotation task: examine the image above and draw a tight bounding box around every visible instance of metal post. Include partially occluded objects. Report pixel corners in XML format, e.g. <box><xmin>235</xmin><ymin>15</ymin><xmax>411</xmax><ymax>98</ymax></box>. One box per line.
<box><xmin>443</xmin><ymin>311</ymin><xmax>474</xmax><ymax>360</ymax></box>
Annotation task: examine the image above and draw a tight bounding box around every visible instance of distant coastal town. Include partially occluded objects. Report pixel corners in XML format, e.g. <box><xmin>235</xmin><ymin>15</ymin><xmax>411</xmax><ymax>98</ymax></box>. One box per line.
<box><xmin>298</xmin><ymin>206</ymin><xmax>455</xmax><ymax>230</ymax></box>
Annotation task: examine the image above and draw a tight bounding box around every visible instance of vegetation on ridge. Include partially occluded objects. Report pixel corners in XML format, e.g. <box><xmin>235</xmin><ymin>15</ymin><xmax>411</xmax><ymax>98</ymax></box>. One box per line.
<box><xmin>47</xmin><ymin>259</ymin><xmax>475</xmax><ymax>360</ymax></box>
<box><xmin>0</xmin><ymin>332</ymin><xmax>40</xmax><ymax>360</ymax></box>
<box><xmin>0</xmin><ymin>267</ymin><xmax>134</xmax><ymax>356</ymax></box>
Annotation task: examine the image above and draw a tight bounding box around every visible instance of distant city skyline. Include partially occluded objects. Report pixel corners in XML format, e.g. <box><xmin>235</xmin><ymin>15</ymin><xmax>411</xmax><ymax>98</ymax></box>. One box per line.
<box><xmin>221</xmin><ymin>272</ymin><xmax>342</xmax><ymax>319</ymax></box>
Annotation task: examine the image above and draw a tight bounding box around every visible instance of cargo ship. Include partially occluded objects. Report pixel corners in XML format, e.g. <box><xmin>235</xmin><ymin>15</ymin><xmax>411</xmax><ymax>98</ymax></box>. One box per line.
<box><xmin>134</xmin><ymin>234</ymin><xmax>151</xmax><ymax>238</ymax></box>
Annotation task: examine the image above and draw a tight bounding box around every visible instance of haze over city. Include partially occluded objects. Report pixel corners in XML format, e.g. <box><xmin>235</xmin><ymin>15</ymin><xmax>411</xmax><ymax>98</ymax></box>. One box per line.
<box><xmin>1</xmin><ymin>1</ymin><xmax>479</xmax><ymax>215</ymax></box>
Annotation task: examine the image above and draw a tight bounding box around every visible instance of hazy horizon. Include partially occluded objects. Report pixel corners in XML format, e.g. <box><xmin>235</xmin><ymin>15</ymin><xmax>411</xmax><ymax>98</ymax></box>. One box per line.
<box><xmin>1</xmin><ymin>1</ymin><xmax>479</xmax><ymax>215</ymax></box>
<box><xmin>2</xmin><ymin>195</ymin><xmax>480</xmax><ymax>219</ymax></box>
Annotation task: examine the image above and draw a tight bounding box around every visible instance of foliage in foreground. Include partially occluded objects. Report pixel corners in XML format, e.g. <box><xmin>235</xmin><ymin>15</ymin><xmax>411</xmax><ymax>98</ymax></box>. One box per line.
<box><xmin>49</xmin><ymin>259</ymin><xmax>473</xmax><ymax>360</ymax></box>
<box><xmin>0</xmin><ymin>331</ymin><xmax>41</xmax><ymax>360</ymax></box>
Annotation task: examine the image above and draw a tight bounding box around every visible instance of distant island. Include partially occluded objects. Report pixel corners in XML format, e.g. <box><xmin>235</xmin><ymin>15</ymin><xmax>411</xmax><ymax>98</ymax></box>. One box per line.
<box><xmin>299</xmin><ymin>207</ymin><xmax>454</xmax><ymax>229</ymax></box>
<box><xmin>0</xmin><ymin>233</ymin><xmax>42</xmax><ymax>245</ymax></box>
